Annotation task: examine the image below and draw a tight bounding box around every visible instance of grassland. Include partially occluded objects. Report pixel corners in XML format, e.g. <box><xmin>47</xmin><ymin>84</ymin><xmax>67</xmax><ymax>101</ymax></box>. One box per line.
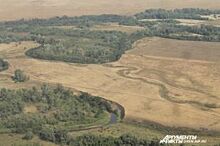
<box><xmin>91</xmin><ymin>23</ymin><xmax>144</xmax><ymax>34</ymax></box>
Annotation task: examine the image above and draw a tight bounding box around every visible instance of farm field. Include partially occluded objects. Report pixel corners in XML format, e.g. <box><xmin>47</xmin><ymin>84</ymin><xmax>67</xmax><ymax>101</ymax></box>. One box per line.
<box><xmin>0</xmin><ymin>0</ymin><xmax>220</xmax><ymax>21</ymax></box>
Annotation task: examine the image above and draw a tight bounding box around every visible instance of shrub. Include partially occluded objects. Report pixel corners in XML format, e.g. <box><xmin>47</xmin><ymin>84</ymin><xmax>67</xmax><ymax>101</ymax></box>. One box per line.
<box><xmin>0</xmin><ymin>58</ymin><xmax>9</xmax><ymax>71</ymax></box>
<box><xmin>12</xmin><ymin>69</ymin><xmax>29</xmax><ymax>82</ymax></box>
<box><xmin>23</xmin><ymin>130</ymin><xmax>34</xmax><ymax>140</ymax></box>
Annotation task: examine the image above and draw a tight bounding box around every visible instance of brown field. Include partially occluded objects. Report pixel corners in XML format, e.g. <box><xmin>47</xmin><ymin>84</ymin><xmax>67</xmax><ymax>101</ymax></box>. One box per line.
<box><xmin>49</xmin><ymin>23</ymin><xmax>144</xmax><ymax>34</ymax></box>
<box><xmin>177</xmin><ymin>19</ymin><xmax>220</xmax><ymax>27</ymax></box>
<box><xmin>0</xmin><ymin>0</ymin><xmax>220</xmax><ymax>21</ymax></box>
<box><xmin>24</xmin><ymin>104</ymin><xmax>38</xmax><ymax>113</ymax></box>
<box><xmin>1</xmin><ymin>37</ymin><xmax>220</xmax><ymax>134</ymax></box>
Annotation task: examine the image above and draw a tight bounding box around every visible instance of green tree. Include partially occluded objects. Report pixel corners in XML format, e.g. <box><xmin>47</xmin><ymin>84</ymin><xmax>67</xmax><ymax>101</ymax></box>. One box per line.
<box><xmin>12</xmin><ymin>69</ymin><xmax>29</xmax><ymax>82</ymax></box>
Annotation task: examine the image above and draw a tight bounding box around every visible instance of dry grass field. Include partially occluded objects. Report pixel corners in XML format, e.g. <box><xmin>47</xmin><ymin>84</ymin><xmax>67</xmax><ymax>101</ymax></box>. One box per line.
<box><xmin>91</xmin><ymin>23</ymin><xmax>145</xmax><ymax>34</ymax></box>
<box><xmin>0</xmin><ymin>0</ymin><xmax>220</xmax><ymax>21</ymax></box>
<box><xmin>49</xmin><ymin>23</ymin><xmax>144</xmax><ymax>34</ymax></box>
<box><xmin>177</xmin><ymin>19</ymin><xmax>220</xmax><ymax>27</ymax></box>
<box><xmin>1</xmin><ymin>37</ymin><xmax>220</xmax><ymax>134</ymax></box>
<box><xmin>177</xmin><ymin>19</ymin><xmax>206</xmax><ymax>26</ymax></box>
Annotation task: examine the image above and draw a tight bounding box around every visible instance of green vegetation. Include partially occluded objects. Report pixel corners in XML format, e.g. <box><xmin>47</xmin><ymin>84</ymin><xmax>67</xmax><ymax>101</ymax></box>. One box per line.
<box><xmin>135</xmin><ymin>8</ymin><xmax>220</xmax><ymax>20</ymax></box>
<box><xmin>0</xmin><ymin>84</ymin><xmax>114</xmax><ymax>142</ymax></box>
<box><xmin>12</xmin><ymin>69</ymin><xmax>29</xmax><ymax>82</ymax></box>
<box><xmin>0</xmin><ymin>58</ymin><xmax>9</xmax><ymax>71</ymax></box>
<box><xmin>23</xmin><ymin>131</ymin><xmax>34</xmax><ymax>140</ymax></box>
<box><xmin>26</xmin><ymin>29</ymin><xmax>131</xmax><ymax>64</ymax></box>
<box><xmin>3</xmin><ymin>15</ymin><xmax>132</xmax><ymax>28</ymax></box>
<box><xmin>68</xmin><ymin>134</ymin><xmax>161</xmax><ymax>146</ymax></box>
<box><xmin>25</xmin><ymin>22</ymin><xmax>220</xmax><ymax>64</ymax></box>
<box><xmin>0</xmin><ymin>32</ymin><xmax>30</xmax><ymax>44</ymax></box>
<box><xmin>37</xmin><ymin>130</ymin><xmax>162</xmax><ymax>146</ymax></box>
<box><xmin>149</xmin><ymin>23</ymin><xmax>220</xmax><ymax>42</ymax></box>
<box><xmin>0</xmin><ymin>8</ymin><xmax>219</xmax><ymax>64</ymax></box>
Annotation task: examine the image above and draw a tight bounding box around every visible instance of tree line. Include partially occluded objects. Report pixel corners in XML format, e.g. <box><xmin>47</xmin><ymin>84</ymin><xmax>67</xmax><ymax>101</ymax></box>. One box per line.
<box><xmin>42</xmin><ymin>133</ymin><xmax>162</xmax><ymax>146</ymax></box>
<box><xmin>135</xmin><ymin>8</ymin><xmax>220</xmax><ymax>20</ymax></box>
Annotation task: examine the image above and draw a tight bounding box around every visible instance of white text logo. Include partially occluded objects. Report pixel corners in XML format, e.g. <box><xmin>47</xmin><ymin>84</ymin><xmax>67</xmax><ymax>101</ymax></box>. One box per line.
<box><xmin>160</xmin><ymin>135</ymin><xmax>207</xmax><ymax>144</ymax></box>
